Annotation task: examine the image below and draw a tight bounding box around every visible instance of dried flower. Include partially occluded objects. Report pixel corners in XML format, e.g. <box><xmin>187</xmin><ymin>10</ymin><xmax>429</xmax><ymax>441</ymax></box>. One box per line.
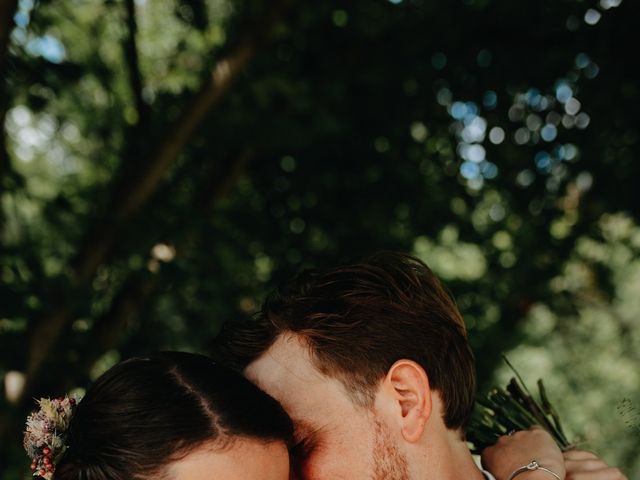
<box><xmin>24</xmin><ymin>396</ymin><xmax>79</xmax><ymax>479</ymax></box>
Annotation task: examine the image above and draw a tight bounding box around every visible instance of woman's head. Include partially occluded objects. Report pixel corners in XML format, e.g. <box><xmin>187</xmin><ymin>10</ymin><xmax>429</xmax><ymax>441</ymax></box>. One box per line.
<box><xmin>50</xmin><ymin>352</ymin><xmax>292</xmax><ymax>480</ymax></box>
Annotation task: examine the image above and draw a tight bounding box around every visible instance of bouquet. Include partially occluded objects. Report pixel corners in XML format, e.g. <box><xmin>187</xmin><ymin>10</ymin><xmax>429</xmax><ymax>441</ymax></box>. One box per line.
<box><xmin>468</xmin><ymin>357</ymin><xmax>574</xmax><ymax>453</ymax></box>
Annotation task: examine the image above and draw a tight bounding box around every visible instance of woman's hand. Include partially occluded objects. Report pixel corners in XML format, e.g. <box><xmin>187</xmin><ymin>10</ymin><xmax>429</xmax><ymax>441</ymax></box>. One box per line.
<box><xmin>481</xmin><ymin>426</ymin><xmax>566</xmax><ymax>480</ymax></box>
<box><xmin>564</xmin><ymin>450</ymin><xmax>627</xmax><ymax>480</ymax></box>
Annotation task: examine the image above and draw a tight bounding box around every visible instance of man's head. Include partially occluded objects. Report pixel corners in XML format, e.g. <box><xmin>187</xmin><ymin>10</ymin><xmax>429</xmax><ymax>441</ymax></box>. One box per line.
<box><xmin>218</xmin><ymin>252</ymin><xmax>476</xmax><ymax>479</ymax></box>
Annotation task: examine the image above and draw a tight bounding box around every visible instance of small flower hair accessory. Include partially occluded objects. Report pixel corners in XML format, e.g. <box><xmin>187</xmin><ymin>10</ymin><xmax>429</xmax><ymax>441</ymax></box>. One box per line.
<box><xmin>24</xmin><ymin>396</ymin><xmax>79</xmax><ymax>479</ymax></box>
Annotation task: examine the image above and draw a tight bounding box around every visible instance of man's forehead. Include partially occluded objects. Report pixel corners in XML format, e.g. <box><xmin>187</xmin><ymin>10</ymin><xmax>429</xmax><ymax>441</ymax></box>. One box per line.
<box><xmin>244</xmin><ymin>333</ymin><xmax>323</xmax><ymax>385</ymax></box>
<box><xmin>243</xmin><ymin>333</ymin><xmax>351</xmax><ymax>421</ymax></box>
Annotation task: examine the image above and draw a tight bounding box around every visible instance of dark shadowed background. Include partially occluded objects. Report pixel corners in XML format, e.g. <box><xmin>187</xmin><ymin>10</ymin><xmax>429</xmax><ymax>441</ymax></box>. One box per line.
<box><xmin>1</xmin><ymin>0</ymin><xmax>639</xmax><ymax>477</ymax></box>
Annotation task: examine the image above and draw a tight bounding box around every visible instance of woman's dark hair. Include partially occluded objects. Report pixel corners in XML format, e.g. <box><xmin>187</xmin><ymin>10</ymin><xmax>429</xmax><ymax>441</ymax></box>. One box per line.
<box><xmin>54</xmin><ymin>351</ymin><xmax>292</xmax><ymax>480</ymax></box>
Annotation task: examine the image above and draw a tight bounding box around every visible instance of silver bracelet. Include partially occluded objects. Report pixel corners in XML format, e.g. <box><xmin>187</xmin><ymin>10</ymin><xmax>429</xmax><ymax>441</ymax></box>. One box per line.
<box><xmin>507</xmin><ymin>461</ymin><xmax>561</xmax><ymax>480</ymax></box>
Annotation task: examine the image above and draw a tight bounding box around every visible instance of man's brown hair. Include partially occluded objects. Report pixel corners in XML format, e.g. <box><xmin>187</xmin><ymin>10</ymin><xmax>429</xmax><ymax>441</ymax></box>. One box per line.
<box><xmin>217</xmin><ymin>252</ymin><xmax>476</xmax><ymax>430</ymax></box>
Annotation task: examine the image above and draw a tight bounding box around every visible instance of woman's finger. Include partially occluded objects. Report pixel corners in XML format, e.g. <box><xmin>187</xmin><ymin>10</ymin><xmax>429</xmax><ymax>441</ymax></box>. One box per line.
<box><xmin>566</xmin><ymin>467</ymin><xmax>627</xmax><ymax>480</ymax></box>
<box><xmin>563</xmin><ymin>450</ymin><xmax>599</xmax><ymax>461</ymax></box>
<box><xmin>565</xmin><ymin>458</ymin><xmax>609</xmax><ymax>472</ymax></box>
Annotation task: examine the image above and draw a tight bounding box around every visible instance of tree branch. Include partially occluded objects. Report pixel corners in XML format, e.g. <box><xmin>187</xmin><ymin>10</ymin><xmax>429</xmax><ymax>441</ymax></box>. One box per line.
<box><xmin>0</xmin><ymin>0</ymin><xmax>18</xmax><ymax>201</ymax></box>
<box><xmin>20</xmin><ymin>0</ymin><xmax>291</xmax><ymax>404</ymax></box>
<box><xmin>123</xmin><ymin>0</ymin><xmax>147</xmax><ymax>124</ymax></box>
<box><xmin>71</xmin><ymin>32</ymin><xmax>256</xmax><ymax>285</ymax></box>
<box><xmin>75</xmin><ymin>148</ymin><xmax>253</xmax><ymax>376</ymax></box>
<box><xmin>79</xmin><ymin>272</ymin><xmax>159</xmax><ymax>372</ymax></box>
<box><xmin>0</xmin><ymin>0</ymin><xmax>17</xmax><ymax>72</ymax></box>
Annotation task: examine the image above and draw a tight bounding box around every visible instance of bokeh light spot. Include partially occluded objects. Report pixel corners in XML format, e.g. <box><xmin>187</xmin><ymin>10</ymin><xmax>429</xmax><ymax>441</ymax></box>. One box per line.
<box><xmin>26</xmin><ymin>34</ymin><xmax>66</xmax><ymax>63</ymax></box>
<box><xmin>463</xmin><ymin>144</ymin><xmax>486</xmax><ymax>162</ymax></box>
<box><xmin>374</xmin><ymin>136</ymin><xmax>391</xmax><ymax>152</ymax></box>
<box><xmin>516</xmin><ymin>169</ymin><xmax>536</xmax><ymax>187</ymax></box>
<box><xmin>461</xmin><ymin>117</ymin><xmax>487</xmax><ymax>143</ymax></box>
<box><xmin>599</xmin><ymin>0</ymin><xmax>623</xmax><ymax>9</ymax></box>
<box><xmin>461</xmin><ymin>161</ymin><xmax>480</xmax><ymax>179</ymax></box>
<box><xmin>575</xmin><ymin>113</ymin><xmax>591</xmax><ymax>129</ymax></box>
<box><xmin>541</xmin><ymin>124</ymin><xmax>558</xmax><ymax>142</ymax></box>
<box><xmin>332</xmin><ymin>10</ymin><xmax>348</xmax><ymax>27</ymax></box>
<box><xmin>489</xmin><ymin>127</ymin><xmax>505</xmax><ymax>144</ymax></box>
<box><xmin>492</xmin><ymin>230</ymin><xmax>512</xmax><ymax>249</ymax></box>
<box><xmin>437</xmin><ymin>87</ymin><xmax>452</xmax><ymax>106</ymax></box>
<box><xmin>514</xmin><ymin>128</ymin><xmax>530</xmax><ymax>145</ymax></box>
<box><xmin>451</xmin><ymin>101</ymin><xmax>468</xmax><ymax>120</ymax></box>
<box><xmin>280</xmin><ymin>155</ymin><xmax>296</xmax><ymax>172</ymax></box>
<box><xmin>431</xmin><ymin>52</ymin><xmax>447</xmax><ymax>70</ymax></box>
<box><xmin>526</xmin><ymin>114</ymin><xmax>543</xmax><ymax>132</ymax></box>
<box><xmin>576</xmin><ymin>171</ymin><xmax>593</xmax><ymax>191</ymax></box>
<box><xmin>563</xmin><ymin>144</ymin><xmax>579</xmax><ymax>161</ymax></box>
<box><xmin>483</xmin><ymin>90</ymin><xmax>498</xmax><ymax>109</ymax></box>
<box><xmin>566</xmin><ymin>15</ymin><xmax>580</xmax><ymax>31</ymax></box>
<box><xmin>565</xmin><ymin>98</ymin><xmax>581</xmax><ymax>115</ymax></box>
<box><xmin>508</xmin><ymin>105</ymin><xmax>525</xmax><ymax>122</ymax></box>
<box><xmin>481</xmin><ymin>161</ymin><xmax>498</xmax><ymax>179</ymax></box>
<box><xmin>477</xmin><ymin>49</ymin><xmax>492</xmax><ymax>68</ymax></box>
<box><xmin>555</xmin><ymin>83</ymin><xmax>573</xmax><ymax>103</ymax></box>
<box><xmin>575</xmin><ymin>53</ymin><xmax>590</xmax><ymax>69</ymax></box>
<box><xmin>410</xmin><ymin>122</ymin><xmax>429</xmax><ymax>142</ymax></box>
<box><xmin>584</xmin><ymin>9</ymin><xmax>602</xmax><ymax>25</ymax></box>
<box><xmin>535</xmin><ymin>151</ymin><xmax>552</xmax><ymax>172</ymax></box>
<box><xmin>290</xmin><ymin>218</ymin><xmax>306</xmax><ymax>234</ymax></box>
<box><xmin>585</xmin><ymin>63</ymin><xmax>600</xmax><ymax>79</ymax></box>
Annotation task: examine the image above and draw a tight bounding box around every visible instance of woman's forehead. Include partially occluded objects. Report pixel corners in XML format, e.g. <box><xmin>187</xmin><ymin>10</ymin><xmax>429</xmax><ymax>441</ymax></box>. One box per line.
<box><xmin>168</xmin><ymin>439</ymin><xmax>289</xmax><ymax>480</ymax></box>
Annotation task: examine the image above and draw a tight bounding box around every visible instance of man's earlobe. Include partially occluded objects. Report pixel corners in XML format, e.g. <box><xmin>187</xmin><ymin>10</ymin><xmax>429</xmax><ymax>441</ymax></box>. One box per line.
<box><xmin>386</xmin><ymin>360</ymin><xmax>432</xmax><ymax>443</ymax></box>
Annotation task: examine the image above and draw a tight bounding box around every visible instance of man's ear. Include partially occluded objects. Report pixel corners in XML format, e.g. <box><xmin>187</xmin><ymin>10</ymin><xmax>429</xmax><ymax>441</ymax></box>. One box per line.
<box><xmin>382</xmin><ymin>359</ymin><xmax>432</xmax><ymax>443</ymax></box>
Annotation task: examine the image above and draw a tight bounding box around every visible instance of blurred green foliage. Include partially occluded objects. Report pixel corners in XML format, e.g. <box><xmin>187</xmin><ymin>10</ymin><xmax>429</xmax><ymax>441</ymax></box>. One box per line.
<box><xmin>1</xmin><ymin>0</ymin><xmax>638</xmax><ymax>477</ymax></box>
